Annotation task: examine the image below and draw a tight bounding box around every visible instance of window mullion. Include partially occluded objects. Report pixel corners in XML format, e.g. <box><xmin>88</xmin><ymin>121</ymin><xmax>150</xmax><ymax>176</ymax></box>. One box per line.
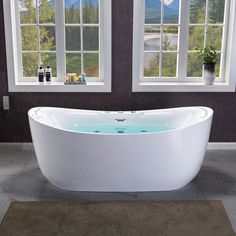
<box><xmin>14</xmin><ymin>0</ymin><xmax>23</xmax><ymax>81</ymax></box>
<box><xmin>221</xmin><ymin>0</ymin><xmax>231</xmax><ymax>81</ymax></box>
<box><xmin>55</xmin><ymin>0</ymin><xmax>66</xmax><ymax>81</ymax></box>
<box><xmin>178</xmin><ymin>0</ymin><xmax>190</xmax><ymax>80</ymax></box>
<box><xmin>80</xmin><ymin>0</ymin><xmax>84</xmax><ymax>73</ymax></box>
<box><xmin>132</xmin><ymin>0</ymin><xmax>145</xmax><ymax>82</ymax></box>
<box><xmin>35</xmin><ymin>0</ymin><xmax>41</xmax><ymax>66</ymax></box>
<box><xmin>159</xmin><ymin>1</ymin><xmax>163</xmax><ymax>78</ymax></box>
<box><xmin>204</xmin><ymin>0</ymin><xmax>209</xmax><ymax>48</ymax></box>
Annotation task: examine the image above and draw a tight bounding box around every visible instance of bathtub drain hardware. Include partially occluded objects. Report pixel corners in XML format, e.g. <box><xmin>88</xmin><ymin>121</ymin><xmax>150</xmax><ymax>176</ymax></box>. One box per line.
<box><xmin>115</xmin><ymin>128</ymin><xmax>126</xmax><ymax>130</ymax></box>
<box><xmin>115</xmin><ymin>119</ymin><xmax>126</xmax><ymax>122</ymax></box>
<box><xmin>117</xmin><ymin>131</ymin><xmax>125</xmax><ymax>134</ymax></box>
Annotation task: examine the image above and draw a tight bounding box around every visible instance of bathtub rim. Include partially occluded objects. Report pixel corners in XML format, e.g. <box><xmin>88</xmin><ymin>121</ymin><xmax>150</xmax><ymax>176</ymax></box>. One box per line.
<box><xmin>28</xmin><ymin>106</ymin><xmax>213</xmax><ymax>136</ymax></box>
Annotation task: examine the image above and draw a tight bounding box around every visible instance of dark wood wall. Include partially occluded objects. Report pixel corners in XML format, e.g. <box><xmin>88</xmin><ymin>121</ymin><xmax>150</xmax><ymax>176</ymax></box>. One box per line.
<box><xmin>0</xmin><ymin>0</ymin><xmax>236</xmax><ymax>142</ymax></box>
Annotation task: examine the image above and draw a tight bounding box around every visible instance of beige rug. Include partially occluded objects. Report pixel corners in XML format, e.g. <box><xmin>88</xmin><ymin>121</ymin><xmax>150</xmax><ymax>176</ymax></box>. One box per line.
<box><xmin>0</xmin><ymin>201</ymin><xmax>235</xmax><ymax>236</ymax></box>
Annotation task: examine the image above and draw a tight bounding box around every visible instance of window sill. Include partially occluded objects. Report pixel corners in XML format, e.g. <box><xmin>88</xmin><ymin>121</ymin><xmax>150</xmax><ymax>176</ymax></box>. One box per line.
<box><xmin>8</xmin><ymin>81</ymin><xmax>111</xmax><ymax>93</ymax></box>
<box><xmin>132</xmin><ymin>81</ymin><xmax>236</xmax><ymax>92</ymax></box>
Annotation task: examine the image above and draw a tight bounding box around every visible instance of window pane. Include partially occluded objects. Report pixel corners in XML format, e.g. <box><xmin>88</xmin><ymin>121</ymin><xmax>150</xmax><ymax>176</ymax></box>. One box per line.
<box><xmin>39</xmin><ymin>0</ymin><xmax>55</xmax><ymax>24</ymax></box>
<box><xmin>187</xmin><ymin>53</ymin><xmax>202</xmax><ymax>77</ymax></box>
<box><xmin>22</xmin><ymin>53</ymin><xmax>38</xmax><ymax>77</ymax></box>
<box><xmin>215</xmin><ymin>54</ymin><xmax>221</xmax><ymax>77</ymax></box>
<box><xmin>83</xmin><ymin>27</ymin><xmax>99</xmax><ymax>51</ymax></box>
<box><xmin>190</xmin><ymin>0</ymin><xmax>206</xmax><ymax>24</ymax></box>
<box><xmin>144</xmin><ymin>53</ymin><xmax>159</xmax><ymax>77</ymax></box>
<box><xmin>145</xmin><ymin>0</ymin><xmax>161</xmax><ymax>24</ymax></box>
<box><xmin>188</xmin><ymin>26</ymin><xmax>204</xmax><ymax>50</ymax></box>
<box><xmin>162</xmin><ymin>27</ymin><xmax>178</xmax><ymax>51</ymax></box>
<box><xmin>162</xmin><ymin>53</ymin><xmax>177</xmax><ymax>77</ymax></box>
<box><xmin>144</xmin><ymin>26</ymin><xmax>160</xmax><ymax>51</ymax></box>
<box><xmin>215</xmin><ymin>65</ymin><xmax>220</xmax><ymax>78</ymax></box>
<box><xmin>21</xmin><ymin>26</ymin><xmax>38</xmax><ymax>51</ymax></box>
<box><xmin>84</xmin><ymin>53</ymin><xmax>99</xmax><ymax>77</ymax></box>
<box><xmin>65</xmin><ymin>27</ymin><xmax>81</xmax><ymax>51</ymax></box>
<box><xmin>41</xmin><ymin>53</ymin><xmax>57</xmax><ymax>77</ymax></box>
<box><xmin>208</xmin><ymin>0</ymin><xmax>225</xmax><ymax>23</ymax></box>
<box><xmin>163</xmin><ymin>0</ymin><xmax>179</xmax><ymax>24</ymax></box>
<box><xmin>40</xmin><ymin>26</ymin><xmax>56</xmax><ymax>51</ymax></box>
<box><xmin>65</xmin><ymin>0</ymin><xmax>80</xmax><ymax>24</ymax></box>
<box><xmin>207</xmin><ymin>26</ymin><xmax>223</xmax><ymax>51</ymax></box>
<box><xmin>83</xmin><ymin>0</ymin><xmax>99</xmax><ymax>24</ymax></box>
<box><xmin>19</xmin><ymin>0</ymin><xmax>36</xmax><ymax>24</ymax></box>
<box><xmin>66</xmin><ymin>53</ymin><xmax>81</xmax><ymax>75</ymax></box>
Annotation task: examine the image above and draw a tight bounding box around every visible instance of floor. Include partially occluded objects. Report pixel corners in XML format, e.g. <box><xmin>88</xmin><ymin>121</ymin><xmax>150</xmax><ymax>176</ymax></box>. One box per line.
<box><xmin>0</xmin><ymin>144</ymin><xmax>236</xmax><ymax>232</ymax></box>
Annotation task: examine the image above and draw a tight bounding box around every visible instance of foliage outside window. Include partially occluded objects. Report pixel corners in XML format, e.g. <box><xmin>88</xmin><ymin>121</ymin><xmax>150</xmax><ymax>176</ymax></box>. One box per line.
<box><xmin>143</xmin><ymin>0</ymin><xmax>227</xmax><ymax>80</ymax></box>
<box><xmin>19</xmin><ymin>0</ymin><xmax>100</xmax><ymax>80</ymax></box>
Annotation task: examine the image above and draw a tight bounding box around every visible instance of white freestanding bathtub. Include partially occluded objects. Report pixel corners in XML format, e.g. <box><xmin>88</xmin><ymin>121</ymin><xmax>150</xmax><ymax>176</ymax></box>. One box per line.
<box><xmin>28</xmin><ymin>106</ymin><xmax>213</xmax><ymax>192</ymax></box>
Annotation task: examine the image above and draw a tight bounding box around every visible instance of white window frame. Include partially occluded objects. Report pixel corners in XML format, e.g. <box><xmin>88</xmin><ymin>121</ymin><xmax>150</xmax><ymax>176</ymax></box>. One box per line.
<box><xmin>3</xmin><ymin>0</ymin><xmax>111</xmax><ymax>92</ymax></box>
<box><xmin>133</xmin><ymin>0</ymin><xmax>236</xmax><ymax>92</ymax></box>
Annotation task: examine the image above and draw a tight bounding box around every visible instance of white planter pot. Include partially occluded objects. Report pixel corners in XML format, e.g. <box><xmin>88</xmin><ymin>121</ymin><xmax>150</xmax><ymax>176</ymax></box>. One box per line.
<box><xmin>203</xmin><ymin>64</ymin><xmax>215</xmax><ymax>85</ymax></box>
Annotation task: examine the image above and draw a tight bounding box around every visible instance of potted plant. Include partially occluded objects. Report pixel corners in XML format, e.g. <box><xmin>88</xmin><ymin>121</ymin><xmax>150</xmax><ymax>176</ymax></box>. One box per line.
<box><xmin>196</xmin><ymin>46</ymin><xmax>219</xmax><ymax>85</ymax></box>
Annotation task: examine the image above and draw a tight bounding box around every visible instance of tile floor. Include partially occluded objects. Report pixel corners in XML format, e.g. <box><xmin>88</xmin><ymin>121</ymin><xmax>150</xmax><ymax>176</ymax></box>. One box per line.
<box><xmin>0</xmin><ymin>144</ymin><xmax>236</xmax><ymax>232</ymax></box>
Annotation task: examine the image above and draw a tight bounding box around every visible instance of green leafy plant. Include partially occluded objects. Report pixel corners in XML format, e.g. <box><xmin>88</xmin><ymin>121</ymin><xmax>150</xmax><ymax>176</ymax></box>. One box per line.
<box><xmin>196</xmin><ymin>46</ymin><xmax>219</xmax><ymax>65</ymax></box>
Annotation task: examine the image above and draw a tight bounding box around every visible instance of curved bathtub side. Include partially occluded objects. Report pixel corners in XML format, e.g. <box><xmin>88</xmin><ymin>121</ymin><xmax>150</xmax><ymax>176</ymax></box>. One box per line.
<box><xmin>165</xmin><ymin>115</ymin><xmax>213</xmax><ymax>190</ymax></box>
<box><xmin>28</xmin><ymin>112</ymin><xmax>213</xmax><ymax>192</ymax></box>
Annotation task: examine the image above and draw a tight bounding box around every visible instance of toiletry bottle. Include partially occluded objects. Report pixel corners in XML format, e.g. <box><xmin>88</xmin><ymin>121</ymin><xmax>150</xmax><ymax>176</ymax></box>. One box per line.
<box><xmin>82</xmin><ymin>72</ymin><xmax>86</xmax><ymax>82</ymax></box>
<box><xmin>45</xmin><ymin>66</ymin><xmax>52</xmax><ymax>82</ymax></box>
<box><xmin>78</xmin><ymin>75</ymin><xmax>83</xmax><ymax>82</ymax></box>
<box><xmin>67</xmin><ymin>73</ymin><xmax>71</xmax><ymax>82</ymax></box>
<box><xmin>74</xmin><ymin>73</ymin><xmax>77</xmax><ymax>82</ymax></box>
<box><xmin>70</xmin><ymin>73</ymin><xmax>74</xmax><ymax>82</ymax></box>
<box><xmin>38</xmin><ymin>66</ymin><xmax>44</xmax><ymax>82</ymax></box>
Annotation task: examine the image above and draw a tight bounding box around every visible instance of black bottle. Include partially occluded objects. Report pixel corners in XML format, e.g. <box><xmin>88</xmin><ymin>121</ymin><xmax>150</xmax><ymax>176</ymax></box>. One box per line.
<box><xmin>45</xmin><ymin>66</ymin><xmax>52</xmax><ymax>82</ymax></box>
<box><xmin>38</xmin><ymin>66</ymin><xmax>44</xmax><ymax>82</ymax></box>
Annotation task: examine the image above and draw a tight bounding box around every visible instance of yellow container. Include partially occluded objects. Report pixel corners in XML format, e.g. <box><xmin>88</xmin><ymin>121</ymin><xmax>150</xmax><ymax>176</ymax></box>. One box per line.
<box><xmin>73</xmin><ymin>73</ymin><xmax>77</xmax><ymax>82</ymax></box>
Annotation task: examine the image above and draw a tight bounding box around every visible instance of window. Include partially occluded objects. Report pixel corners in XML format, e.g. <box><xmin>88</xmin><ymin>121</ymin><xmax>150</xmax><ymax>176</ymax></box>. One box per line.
<box><xmin>3</xmin><ymin>0</ymin><xmax>111</xmax><ymax>92</ymax></box>
<box><xmin>133</xmin><ymin>0</ymin><xmax>236</xmax><ymax>92</ymax></box>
